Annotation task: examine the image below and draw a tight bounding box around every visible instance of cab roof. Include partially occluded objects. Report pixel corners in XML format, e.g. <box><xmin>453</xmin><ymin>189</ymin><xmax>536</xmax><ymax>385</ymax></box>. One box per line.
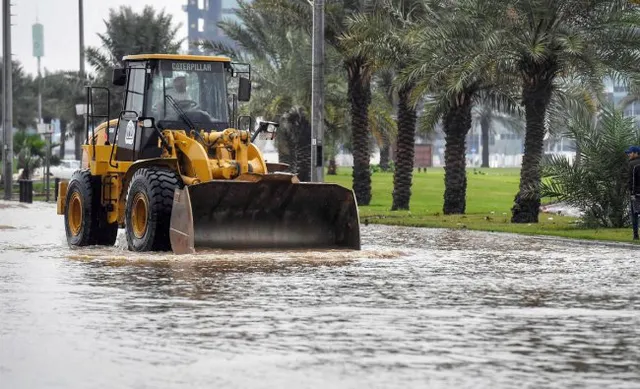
<box><xmin>122</xmin><ymin>54</ymin><xmax>232</xmax><ymax>63</ymax></box>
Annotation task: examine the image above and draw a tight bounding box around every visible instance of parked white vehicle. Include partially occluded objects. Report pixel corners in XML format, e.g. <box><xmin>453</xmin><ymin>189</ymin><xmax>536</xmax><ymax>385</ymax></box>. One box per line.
<box><xmin>49</xmin><ymin>159</ymin><xmax>81</xmax><ymax>180</ymax></box>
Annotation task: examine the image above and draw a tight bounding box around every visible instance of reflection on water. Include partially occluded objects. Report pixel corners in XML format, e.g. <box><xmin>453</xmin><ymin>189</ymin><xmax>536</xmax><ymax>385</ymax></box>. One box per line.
<box><xmin>1</xmin><ymin>201</ymin><xmax>639</xmax><ymax>388</ymax></box>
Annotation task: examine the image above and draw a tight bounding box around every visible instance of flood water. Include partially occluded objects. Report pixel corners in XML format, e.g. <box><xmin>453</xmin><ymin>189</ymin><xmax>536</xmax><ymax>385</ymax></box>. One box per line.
<box><xmin>1</xmin><ymin>200</ymin><xmax>639</xmax><ymax>388</ymax></box>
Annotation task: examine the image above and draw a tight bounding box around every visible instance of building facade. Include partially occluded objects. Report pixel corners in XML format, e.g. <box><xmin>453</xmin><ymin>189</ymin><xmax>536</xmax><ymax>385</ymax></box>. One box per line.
<box><xmin>183</xmin><ymin>0</ymin><xmax>244</xmax><ymax>54</ymax></box>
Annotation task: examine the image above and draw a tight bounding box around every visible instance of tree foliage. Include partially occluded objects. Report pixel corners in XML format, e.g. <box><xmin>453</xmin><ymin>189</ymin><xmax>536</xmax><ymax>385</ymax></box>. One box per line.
<box><xmin>257</xmin><ymin>0</ymin><xmax>383</xmax><ymax>205</ymax></box>
<box><xmin>85</xmin><ymin>5</ymin><xmax>184</xmax><ymax>114</ymax></box>
<box><xmin>485</xmin><ymin>0</ymin><xmax>640</xmax><ymax>223</ymax></box>
<box><xmin>0</xmin><ymin>59</ymin><xmax>38</xmax><ymax>130</ymax></box>
<box><xmin>540</xmin><ymin>104</ymin><xmax>640</xmax><ymax>227</ymax></box>
<box><xmin>342</xmin><ymin>0</ymin><xmax>426</xmax><ymax>210</ymax></box>
<box><xmin>398</xmin><ymin>0</ymin><xmax>520</xmax><ymax>214</ymax></box>
<box><xmin>200</xmin><ymin>0</ymin><xmax>317</xmax><ymax>180</ymax></box>
<box><xmin>5</xmin><ymin>0</ymin><xmax>640</xmax><ymax>223</ymax></box>
<box><xmin>13</xmin><ymin>130</ymin><xmax>46</xmax><ymax>179</ymax></box>
<box><xmin>41</xmin><ymin>70</ymin><xmax>88</xmax><ymax>159</ymax></box>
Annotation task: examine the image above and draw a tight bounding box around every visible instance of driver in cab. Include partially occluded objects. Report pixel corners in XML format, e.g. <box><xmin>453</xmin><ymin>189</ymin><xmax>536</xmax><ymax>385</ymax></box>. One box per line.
<box><xmin>152</xmin><ymin>73</ymin><xmax>218</xmax><ymax>125</ymax></box>
<box><xmin>153</xmin><ymin>76</ymin><xmax>193</xmax><ymax>116</ymax></box>
<box><xmin>169</xmin><ymin>76</ymin><xmax>189</xmax><ymax>101</ymax></box>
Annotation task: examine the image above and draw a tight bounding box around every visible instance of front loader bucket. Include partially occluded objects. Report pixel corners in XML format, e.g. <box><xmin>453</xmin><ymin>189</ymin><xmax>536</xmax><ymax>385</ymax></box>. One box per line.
<box><xmin>169</xmin><ymin>174</ymin><xmax>360</xmax><ymax>254</ymax></box>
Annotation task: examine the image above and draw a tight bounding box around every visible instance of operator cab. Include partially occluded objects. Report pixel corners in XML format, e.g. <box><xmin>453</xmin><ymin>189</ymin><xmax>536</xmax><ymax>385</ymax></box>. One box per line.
<box><xmin>108</xmin><ymin>54</ymin><xmax>250</xmax><ymax>161</ymax></box>
<box><xmin>148</xmin><ymin>58</ymin><xmax>229</xmax><ymax>131</ymax></box>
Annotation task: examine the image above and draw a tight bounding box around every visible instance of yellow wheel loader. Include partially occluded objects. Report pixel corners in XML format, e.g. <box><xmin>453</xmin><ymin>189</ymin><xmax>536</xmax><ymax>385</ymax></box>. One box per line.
<box><xmin>56</xmin><ymin>54</ymin><xmax>360</xmax><ymax>254</ymax></box>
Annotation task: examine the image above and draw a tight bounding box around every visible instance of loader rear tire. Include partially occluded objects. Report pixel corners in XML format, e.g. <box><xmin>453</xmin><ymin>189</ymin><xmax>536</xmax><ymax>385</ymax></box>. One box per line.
<box><xmin>64</xmin><ymin>170</ymin><xmax>118</xmax><ymax>247</ymax></box>
<box><xmin>125</xmin><ymin>167</ymin><xmax>181</xmax><ymax>252</ymax></box>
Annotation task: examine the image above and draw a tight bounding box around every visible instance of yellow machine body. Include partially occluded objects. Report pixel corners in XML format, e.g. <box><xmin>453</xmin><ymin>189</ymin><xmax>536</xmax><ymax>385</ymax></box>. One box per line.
<box><xmin>57</xmin><ymin>54</ymin><xmax>360</xmax><ymax>253</ymax></box>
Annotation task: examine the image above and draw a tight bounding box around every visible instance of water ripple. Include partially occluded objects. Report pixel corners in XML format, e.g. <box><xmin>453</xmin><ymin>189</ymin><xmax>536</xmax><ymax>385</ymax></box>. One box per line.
<box><xmin>1</xmin><ymin>202</ymin><xmax>639</xmax><ymax>388</ymax></box>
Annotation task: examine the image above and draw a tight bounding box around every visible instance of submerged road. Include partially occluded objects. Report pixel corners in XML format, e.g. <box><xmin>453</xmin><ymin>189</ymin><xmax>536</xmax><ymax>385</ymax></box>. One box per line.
<box><xmin>1</xmin><ymin>200</ymin><xmax>639</xmax><ymax>388</ymax></box>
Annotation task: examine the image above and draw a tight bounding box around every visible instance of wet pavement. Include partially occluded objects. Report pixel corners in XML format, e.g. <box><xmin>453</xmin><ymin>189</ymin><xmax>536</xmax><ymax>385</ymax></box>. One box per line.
<box><xmin>1</xmin><ymin>200</ymin><xmax>639</xmax><ymax>388</ymax></box>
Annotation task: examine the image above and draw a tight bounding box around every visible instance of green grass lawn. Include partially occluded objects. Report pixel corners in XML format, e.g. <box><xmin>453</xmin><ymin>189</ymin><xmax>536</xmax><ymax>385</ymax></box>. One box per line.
<box><xmin>327</xmin><ymin>166</ymin><xmax>522</xmax><ymax>214</ymax></box>
<box><xmin>2</xmin><ymin>165</ymin><xmax>637</xmax><ymax>244</ymax></box>
<box><xmin>325</xmin><ymin>166</ymin><xmax>639</xmax><ymax>245</ymax></box>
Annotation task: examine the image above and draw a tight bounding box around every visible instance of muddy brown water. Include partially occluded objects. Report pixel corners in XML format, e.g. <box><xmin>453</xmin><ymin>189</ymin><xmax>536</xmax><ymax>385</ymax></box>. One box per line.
<box><xmin>1</xmin><ymin>200</ymin><xmax>639</xmax><ymax>388</ymax></box>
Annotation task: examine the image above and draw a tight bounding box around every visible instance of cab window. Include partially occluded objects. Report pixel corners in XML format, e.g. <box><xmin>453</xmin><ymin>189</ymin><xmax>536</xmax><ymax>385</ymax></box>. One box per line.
<box><xmin>124</xmin><ymin>64</ymin><xmax>146</xmax><ymax>116</ymax></box>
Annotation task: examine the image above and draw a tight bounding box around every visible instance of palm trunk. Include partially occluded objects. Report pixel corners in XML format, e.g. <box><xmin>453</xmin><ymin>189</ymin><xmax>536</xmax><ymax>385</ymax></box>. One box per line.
<box><xmin>481</xmin><ymin>116</ymin><xmax>490</xmax><ymax>168</ymax></box>
<box><xmin>511</xmin><ymin>74</ymin><xmax>554</xmax><ymax>223</ymax></box>
<box><xmin>59</xmin><ymin>121</ymin><xmax>66</xmax><ymax>159</ymax></box>
<box><xmin>379</xmin><ymin>135</ymin><xmax>390</xmax><ymax>171</ymax></box>
<box><xmin>296</xmin><ymin>114</ymin><xmax>311</xmax><ymax>182</ymax></box>
<box><xmin>347</xmin><ymin>57</ymin><xmax>372</xmax><ymax>205</ymax></box>
<box><xmin>277</xmin><ymin>134</ymin><xmax>297</xmax><ymax>174</ymax></box>
<box><xmin>326</xmin><ymin>135</ymin><xmax>338</xmax><ymax>175</ymax></box>
<box><xmin>275</xmin><ymin>112</ymin><xmax>298</xmax><ymax>175</ymax></box>
<box><xmin>391</xmin><ymin>84</ymin><xmax>417</xmax><ymax>210</ymax></box>
<box><xmin>327</xmin><ymin>158</ymin><xmax>337</xmax><ymax>175</ymax></box>
<box><xmin>443</xmin><ymin>94</ymin><xmax>473</xmax><ymax>214</ymax></box>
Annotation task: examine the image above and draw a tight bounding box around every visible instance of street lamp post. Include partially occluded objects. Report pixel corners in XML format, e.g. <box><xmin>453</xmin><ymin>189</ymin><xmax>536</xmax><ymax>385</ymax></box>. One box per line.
<box><xmin>79</xmin><ymin>0</ymin><xmax>85</xmax><ymax>79</ymax></box>
<box><xmin>310</xmin><ymin>0</ymin><xmax>325</xmax><ymax>182</ymax></box>
<box><xmin>2</xmin><ymin>0</ymin><xmax>13</xmax><ymax>200</ymax></box>
<box><xmin>33</xmin><ymin>22</ymin><xmax>46</xmax><ymax>199</ymax></box>
<box><xmin>37</xmin><ymin>123</ymin><xmax>52</xmax><ymax>201</ymax></box>
<box><xmin>33</xmin><ymin>22</ymin><xmax>44</xmax><ymax>125</ymax></box>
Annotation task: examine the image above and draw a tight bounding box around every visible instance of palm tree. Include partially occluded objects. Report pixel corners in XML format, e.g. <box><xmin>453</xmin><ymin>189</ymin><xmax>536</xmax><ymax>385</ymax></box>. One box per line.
<box><xmin>373</xmin><ymin>70</ymin><xmax>396</xmax><ymax>171</ymax></box>
<box><xmin>207</xmin><ymin>0</ymin><xmax>313</xmax><ymax>116</ymax></box>
<box><xmin>258</xmin><ymin>0</ymin><xmax>380</xmax><ymax>205</ymax></box>
<box><xmin>324</xmin><ymin>74</ymin><xmax>351</xmax><ymax>175</ymax></box>
<box><xmin>200</xmin><ymin>0</ymin><xmax>328</xmax><ymax>181</ymax></box>
<box><xmin>545</xmin><ymin>76</ymin><xmax>602</xmax><ymax>167</ymax></box>
<box><xmin>0</xmin><ymin>58</ymin><xmax>38</xmax><ymax>130</ymax></box>
<box><xmin>85</xmin><ymin>5</ymin><xmax>183</xmax><ymax>115</ymax></box>
<box><xmin>41</xmin><ymin>70</ymin><xmax>88</xmax><ymax>160</ymax></box>
<box><xmin>341</xmin><ymin>0</ymin><xmax>430</xmax><ymax>210</ymax></box>
<box><xmin>13</xmin><ymin>130</ymin><xmax>46</xmax><ymax>180</ymax></box>
<box><xmin>368</xmin><ymin>86</ymin><xmax>398</xmax><ymax>168</ymax></box>
<box><xmin>278</xmin><ymin>106</ymin><xmax>312</xmax><ymax>181</ymax></box>
<box><xmin>472</xmin><ymin>103</ymin><xmax>524</xmax><ymax>168</ymax></box>
<box><xmin>490</xmin><ymin>0</ymin><xmax>640</xmax><ymax>223</ymax></box>
<box><xmin>401</xmin><ymin>0</ymin><xmax>520</xmax><ymax>214</ymax></box>
<box><xmin>540</xmin><ymin>103</ymin><xmax>640</xmax><ymax>227</ymax></box>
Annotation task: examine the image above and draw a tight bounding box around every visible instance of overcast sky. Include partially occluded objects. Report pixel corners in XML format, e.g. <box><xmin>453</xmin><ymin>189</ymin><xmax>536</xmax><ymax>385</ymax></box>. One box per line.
<box><xmin>1</xmin><ymin>0</ymin><xmax>190</xmax><ymax>77</ymax></box>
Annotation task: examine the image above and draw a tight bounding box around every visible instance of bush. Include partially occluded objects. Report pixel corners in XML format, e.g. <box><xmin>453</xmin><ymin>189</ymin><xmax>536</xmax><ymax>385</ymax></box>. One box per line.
<box><xmin>50</xmin><ymin>155</ymin><xmax>61</xmax><ymax>166</ymax></box>
<box><xmin>370</xmin><ymin>161</ymin><xmax>395</xmax><ymax>174</ymax></box>
<box><xmin>539</xmin><ymin>104</ymin><xmax>640</xmax><ymax>227</ymax></box>
<box><xmin>14</xmin><ymin>130</ymin><xmax>45</xmax><ymax>180</ymax></box>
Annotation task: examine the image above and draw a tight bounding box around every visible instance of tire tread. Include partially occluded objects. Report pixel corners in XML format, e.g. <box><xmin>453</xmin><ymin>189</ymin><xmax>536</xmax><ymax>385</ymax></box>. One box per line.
<box><xmin>125</xmin><ymin>167</ymin><xmax>181</xmax><ymax>251</ymax></box>
<box><xmin>65</xmin><ymin>169</ymin><xmax>118</xmax><ymax>247</ymax></box>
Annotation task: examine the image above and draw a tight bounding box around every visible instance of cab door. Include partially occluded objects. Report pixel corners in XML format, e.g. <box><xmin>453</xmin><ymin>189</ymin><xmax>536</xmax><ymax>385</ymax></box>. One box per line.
<box><xmin>115</xmin><ymin>61</ymin><xmax>147</xmax><ymax>161</ymax></box>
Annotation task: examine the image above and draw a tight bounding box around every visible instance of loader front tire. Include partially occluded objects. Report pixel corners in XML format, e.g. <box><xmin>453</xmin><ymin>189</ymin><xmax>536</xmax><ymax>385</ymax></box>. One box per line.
<box><xmin>64</xmin><ymin>170</ymin><xmax>118</xmax><ymax>247</ymax></box>
<box><xmin>125</xmin><ymin>167</ymin><xmax>181</xmax><ymax>252</ymax></box>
